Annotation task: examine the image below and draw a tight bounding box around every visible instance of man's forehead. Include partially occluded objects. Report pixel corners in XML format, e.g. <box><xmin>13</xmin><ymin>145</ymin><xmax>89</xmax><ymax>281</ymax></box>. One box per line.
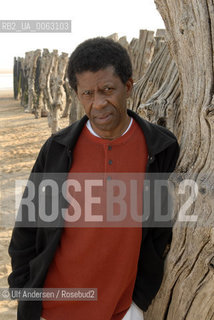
<box><xmin>76</xmin><ymin>66</ymin><xmax>120</xmax><ymax>87</ymax></box>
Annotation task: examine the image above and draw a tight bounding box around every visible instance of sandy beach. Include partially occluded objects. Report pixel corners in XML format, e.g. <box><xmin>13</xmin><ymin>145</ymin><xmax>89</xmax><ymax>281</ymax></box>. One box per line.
<box><xmin>0</xmin><ymin>90</ymin><xmax>69</xmax><ymax>319</ymax></box>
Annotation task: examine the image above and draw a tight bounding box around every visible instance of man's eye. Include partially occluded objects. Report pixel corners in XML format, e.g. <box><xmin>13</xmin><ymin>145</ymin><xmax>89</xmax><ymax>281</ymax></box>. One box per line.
<box><xmin>104</xmin><ymin>87</ymin><xmax>113</xmax><ymax>92</ymax></box>
<box><xmin>83</xmin><ymin>90</ymin><xmax>93</xmax><ymax>96</ymax></box>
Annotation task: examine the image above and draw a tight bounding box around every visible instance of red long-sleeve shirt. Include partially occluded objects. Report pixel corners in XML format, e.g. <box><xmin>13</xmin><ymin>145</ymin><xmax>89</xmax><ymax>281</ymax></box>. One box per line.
<box><xmin>42</xmin><ymin>119</ymin><xmax>148</xmax><ymax>320</ymax></box>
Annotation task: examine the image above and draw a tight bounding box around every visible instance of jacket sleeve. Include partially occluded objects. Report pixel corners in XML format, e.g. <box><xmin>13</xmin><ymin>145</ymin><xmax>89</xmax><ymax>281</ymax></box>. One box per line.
<box><xmin>8</xmin><ymin>138</ymin><xmax>51</xmax><ymax>288</ymax></box>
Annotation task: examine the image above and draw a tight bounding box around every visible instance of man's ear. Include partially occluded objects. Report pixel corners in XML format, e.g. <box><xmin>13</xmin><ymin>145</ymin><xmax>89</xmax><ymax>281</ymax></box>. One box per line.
<box><xmin>126</xmin><ymin>78</ymin><xmax>134</xmax><ymax>98</ymax></box>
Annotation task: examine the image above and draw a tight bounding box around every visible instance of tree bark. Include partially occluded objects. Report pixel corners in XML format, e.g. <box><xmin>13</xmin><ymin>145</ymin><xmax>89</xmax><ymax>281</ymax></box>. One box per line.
<box><xmin>134</xmin><ymin>42</ymin><xmax>180</xmax><ymax>138</ymax></box>
<box><xmin>131</xmin><ymin>42</ymin><xmax>178</xmax><ymax>111</ymax></box>
<box><xmin>144</xmin><ymin>1</ymin><xmax>214</xmax><ymax>319</ymax></box>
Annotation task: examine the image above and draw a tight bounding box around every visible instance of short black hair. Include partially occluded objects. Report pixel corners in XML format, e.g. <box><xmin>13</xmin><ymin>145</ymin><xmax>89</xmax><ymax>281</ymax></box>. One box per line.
<box><xmin>67</xmin><ymin>37</ymin><xmax>132</xmax><ymax>92</ymax></box>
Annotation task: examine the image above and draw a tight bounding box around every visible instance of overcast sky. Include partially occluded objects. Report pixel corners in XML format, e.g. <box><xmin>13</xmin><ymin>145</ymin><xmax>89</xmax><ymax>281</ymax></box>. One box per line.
<box><xmin>0</xmin><ymin>0</ymin><xmax>165</xmax><ymax>70</ymax></box>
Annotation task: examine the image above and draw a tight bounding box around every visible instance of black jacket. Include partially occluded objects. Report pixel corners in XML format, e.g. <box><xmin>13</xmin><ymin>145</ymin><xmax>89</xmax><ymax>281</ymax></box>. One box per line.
<box><xmin>8</xmin><ymin>109</ymin><xmax>179</xmax><ymax>320</ymax></box>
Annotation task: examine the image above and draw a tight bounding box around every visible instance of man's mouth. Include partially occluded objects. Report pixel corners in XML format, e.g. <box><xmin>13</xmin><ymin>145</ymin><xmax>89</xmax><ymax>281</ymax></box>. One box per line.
<box><xmin>95</xmin><ymin>113</ymin><xmax>112</xmax><ymax>123</ymax></box>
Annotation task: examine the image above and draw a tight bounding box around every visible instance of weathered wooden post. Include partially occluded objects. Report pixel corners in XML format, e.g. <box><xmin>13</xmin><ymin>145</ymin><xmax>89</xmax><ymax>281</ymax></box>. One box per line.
<box><xmin>143</xmin><ymin>1</ymin><xmax>214</xmax><ymax>319</ymax></box>
<box><xmin>25</xmin><ymin>50</ymin><xmax>41</xmax><ymax>113</ymax></box>
<box><xmin>49</xmin><ymin>52</ymin><xmax>68</xmax><ymax>133</ymax></box>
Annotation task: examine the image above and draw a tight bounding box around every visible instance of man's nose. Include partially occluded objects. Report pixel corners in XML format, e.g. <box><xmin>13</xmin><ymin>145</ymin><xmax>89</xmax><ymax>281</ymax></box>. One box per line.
<box><xmin>92</xmin><ymin>92</ymin><xmax>108</xmax><ymax>110</ymax></box>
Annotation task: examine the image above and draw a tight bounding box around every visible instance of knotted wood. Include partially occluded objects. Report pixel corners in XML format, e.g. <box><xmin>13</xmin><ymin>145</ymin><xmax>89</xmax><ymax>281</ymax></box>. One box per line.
<box><xmin>143</xmin><ymin>1</ymin><xmax>214</xmax><ymax>319</ymax></box>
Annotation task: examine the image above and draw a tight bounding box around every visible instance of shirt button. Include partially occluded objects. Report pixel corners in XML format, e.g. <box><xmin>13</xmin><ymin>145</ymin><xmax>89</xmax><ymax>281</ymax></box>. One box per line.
<box><xmin>108</xmin><ymin>145</ymin><xmax>112</xmax><ymax>151</ymax></box>
<box><xmin>108</xmin><ymin>160</ymin><xmax>113</xmax><ymax>165</ymax></box>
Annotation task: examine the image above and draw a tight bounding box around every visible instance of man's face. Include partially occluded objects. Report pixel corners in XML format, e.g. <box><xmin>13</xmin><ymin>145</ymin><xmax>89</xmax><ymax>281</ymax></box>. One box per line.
<box><xmin>76</xmin><ymin>66</ymin><xmax>133</xmax><ymax>139</ymax></box>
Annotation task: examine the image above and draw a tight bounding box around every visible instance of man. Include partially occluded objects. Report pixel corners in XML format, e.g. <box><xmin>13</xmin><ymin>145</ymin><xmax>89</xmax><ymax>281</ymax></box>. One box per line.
<box><xmin>8</xmin><ymin>37</ymin><xmax>179</xmax><ymax>320</ymax></box>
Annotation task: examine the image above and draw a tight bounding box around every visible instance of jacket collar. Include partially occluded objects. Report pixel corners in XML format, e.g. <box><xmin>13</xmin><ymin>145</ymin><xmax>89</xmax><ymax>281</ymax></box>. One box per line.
<box><xmin>52</xmin><ymin>109</ymin><xmax>177</xmax><ymax>156</ymax></box>
<box><xmin>52</xmin><ymin>115</ymin><xmax>88</xmax><ymax>150</ymax></box>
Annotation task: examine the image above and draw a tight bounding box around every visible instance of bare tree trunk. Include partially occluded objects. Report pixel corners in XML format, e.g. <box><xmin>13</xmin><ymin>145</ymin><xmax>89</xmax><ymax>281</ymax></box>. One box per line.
<box><xmin>144</xmin><ymin>1</ymin><xmax>214</xmax><ymax>319</ymax></box>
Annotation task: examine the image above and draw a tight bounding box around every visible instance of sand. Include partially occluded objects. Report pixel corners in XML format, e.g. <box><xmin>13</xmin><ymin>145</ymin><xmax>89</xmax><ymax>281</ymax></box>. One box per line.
<box><xmin>0</xmin><ymin>90</ymin><xmax>69</xmax><ymax>319</ymax></box>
